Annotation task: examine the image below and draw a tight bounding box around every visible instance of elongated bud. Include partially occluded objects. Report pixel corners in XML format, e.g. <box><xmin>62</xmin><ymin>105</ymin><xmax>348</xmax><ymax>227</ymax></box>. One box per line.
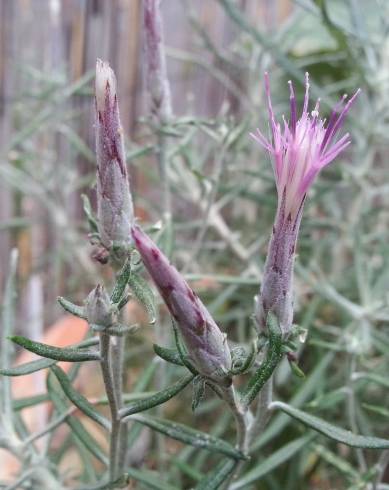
<box><xmin>143</xmin><ymin>0</ymin><xmax>172</xmax><ymax>123</ymax></box>
<box><xmin>132</xmin><ymin>225</ymin><xmax>232</xmax><ymax>385</ymax></box>
<box><xmin>256</xmin><ymin>195</ymin><xmax>303</xmax><ymax>337</ymax></box>
<box><xmin>85</xmin><ymin>284</ymin><xmax>113</xmax><ymax>327</ymax></box>
<box><xmin>95</xmin><ymin>59</ymin><xmax>134</xmax><ymax>253</ymax></box>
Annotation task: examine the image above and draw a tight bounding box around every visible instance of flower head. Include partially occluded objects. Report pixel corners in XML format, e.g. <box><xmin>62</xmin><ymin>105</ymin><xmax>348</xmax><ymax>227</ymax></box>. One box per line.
<box><xmin>132</xmin><ymin>225</ymin><xmax>232</xmax><ymax>385</ymax></box>
<box><xmin>251</xmin><ymin>73</ymin><xmax>360</xmax><ymax>219</ymax></box>
<box><xmin>253</xmin><ymin>73</ymin><xmax>359</xmax><ymax>336</ymax></box>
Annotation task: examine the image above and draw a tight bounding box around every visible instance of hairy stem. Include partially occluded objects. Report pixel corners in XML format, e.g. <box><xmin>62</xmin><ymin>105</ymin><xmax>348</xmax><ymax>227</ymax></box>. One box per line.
<box><xmin>99</xmin><ymin>332</ymin><xmax>122</xmax><ymax>480</ymax></box>
<box><xmin>219</xmin><ymin>384</ymin><xmax>253</xmax><ymax>488</ymax></box>
<box><xmin>111</xmin><ymin>335</ymin><xmax>128</xmax><ymax>474</ymax></box>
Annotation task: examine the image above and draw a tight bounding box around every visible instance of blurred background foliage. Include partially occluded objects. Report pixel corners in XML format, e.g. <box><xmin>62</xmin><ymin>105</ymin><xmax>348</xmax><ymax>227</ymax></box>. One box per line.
<box><xmin>1</xmin><ymin>0</ymin><xmax>389</xmax><ymax>489</ymax></box>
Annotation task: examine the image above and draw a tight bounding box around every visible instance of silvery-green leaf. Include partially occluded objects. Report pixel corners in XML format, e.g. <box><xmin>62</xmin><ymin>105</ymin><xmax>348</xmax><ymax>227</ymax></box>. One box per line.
<box><xmin>120</xmin><ymin>373</ymin><xmax>194</xmax><ymax>419</ymax></box>
<box><xmin>57</xmin><ymin>296</ymin><xmax>87</xmax><ymax>319</ymax></box>
<box><xmin>9</xmin><ymin>336</ymin><xmax>100</xmax><ymax>362</ymax></box>
<box><xmin>241</xmin><ymin>313</ymin><xmax>283</xmax><ymax>407</ymax></box>
<box><xmin>129</xmin><ymin>414</ymin><xmax>246</xmax><ymax>460</ymax></box>
<box><xmin>153</xmin><ymin>344</ymin><xmax>185</xmax><ymax>366</ymax></box>
<box><xmin>110</xmin><ymin>258</ymin><xmax>132</xmax><ymax>305</ymax></box>
<box><xmin>128</xmin><ymin>272</ymin><xmax>156</xmax><ymax>324</ymax></box>
<box><xmin>46</xmin><ymin>372</ymin><xmax>108</xmax><ymax>465</ymax></box>
<box><xmin>0</xmin><ymin>358</ymin><xmax>55</xmax><ymax>376</ymax></box>
<box><xmin>195</xmin><ymin>459</ymin><xmax>237</xmax><ymax>490</ymax></box>
<box><xmin>51</xmin><ymin>365</ymin><xmax>110</xmax><ymax>430</ymax></box>
<box><xmin>192</xmin><ymin>376</ymin><xmax>206</xmax><ymax>412</ymax></box>
<box><xmin>271</xmin><ymin>401</ymin><xmax>389</xmax><ymax>449</ymax></box>
<box><xmin>81</xmin><ymin>193</ymin><xmax>99</xmax><ymax>233</ymax></box>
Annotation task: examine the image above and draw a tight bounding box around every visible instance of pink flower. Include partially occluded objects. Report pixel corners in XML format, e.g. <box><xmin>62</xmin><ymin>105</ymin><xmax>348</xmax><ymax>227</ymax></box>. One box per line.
<box><xmin>252</xmin><ymin>73</ymin><xmax>359</xmax><ymax>336</ymax></box>
<box><xmin>251</xmin><ymin>73</ymin><xmax>360</xmax><ymax>219</ymax></box>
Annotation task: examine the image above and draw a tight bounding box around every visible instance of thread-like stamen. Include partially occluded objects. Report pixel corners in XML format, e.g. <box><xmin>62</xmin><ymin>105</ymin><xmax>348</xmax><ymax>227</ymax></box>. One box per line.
<box><xmin>326</xmin><ymin>89</ymin><xmax>361</xmax><ymax>146</ymax></box>
<box><xmin>320</xmin><ymin>94</ymin><xmax>348</xmax><ymax>152</ymax></box>
<box><xmin>264</xmin><ymin>72</ymin><xmax>278</xmax><ymax>145</ymax></box>
<box><xmin>252</xmin><ymin>73</ymin><xmax>359</xmax><ymax>219</ymax></box>
<box><xmin>288</xmin><ymin>80</ymin><xmax>297</xmax><ymax>135</ymax></box>
<box><xmin>302</xmin><ymin>72</ymin><xmax>310</xmax><ymax>116</ymax></box>
<box><xmin>249</xmin><ymin>130</ymin><xmax>272</xmax><ymax>152</ymax></box>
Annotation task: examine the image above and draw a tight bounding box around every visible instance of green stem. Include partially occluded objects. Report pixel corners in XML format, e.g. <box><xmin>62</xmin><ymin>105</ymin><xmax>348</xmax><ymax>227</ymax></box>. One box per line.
<box><xmin>112</xmin><ymin>335</ymin><xmax>128</xmax><ymax>474</ymax></box>
<box><xmin>219</xmin><ymin>385</ymin><xmax>252</xmax><ymax>489</ymax></box>
<box><xmin>99</xmin><ymin>332</ymin><xmax>121</xmax><ymax>480</ymax></box>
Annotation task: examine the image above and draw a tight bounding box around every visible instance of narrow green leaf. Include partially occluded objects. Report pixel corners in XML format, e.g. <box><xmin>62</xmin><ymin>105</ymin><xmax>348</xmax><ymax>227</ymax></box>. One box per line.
<box><xmin>289</xmin><ymin>361</ymin><xmax>305</xmax><ymax>378</ymax></box>
<box><xmin>172</xmin><ymin>322</ymin><xmax>198</xmax><ymax>374</ymax></box>
<box><xmin>110</xmin><ymin>258</ymin><xmax>132</xmax><ymax>305</ymax></box>
<box><xmin>195</xmin><ymin>459</ymin><xmax>237</xmax><ymax>490</ymax></box>
<box><xmin>129</xmin><ymin>414</ymin><xmax>246</xmax><ymax>460</ymax></box>
<box><xmin>128</xmin><ymin>272</ymin><xmax>156</xmax><ymax>324</ymax></box>
<box><xmin>232</xmin><ymin>435</ymin><xmax>313</xmax><ymax>489</ymax></box>
<box><xmin>50</xmin><ymin>365</ymin><xmax>110</xmax><ymax>430</ymax></box>
<box><xmin>306</xmin><ymin>387</ymin><xmax>347</xmax><ymax>410</ymax></box>
<box><xmin>224</xmin><ymin>118</ymin><xmax>250</xmax><ymax>150</ymax></box>
<box><xmin>77</xmin><ymin>474</ymin><xmax>129</xmax><ymax>490</ymax></box>
<box><xmin>47</xmin><ymin>372</ymin><xmax>108</xmax><ymax>465</ymax></box>
<box><xmin>313</xmin><ymin>443</ymin><xmax>360</xmax><ymax>480</ymax></box>
<box><xmin>171</xmin><ymin>458</ymin><xmax>203</xmax><ymax>481</ymax></box>
<box><xmin>192</xmin><ymin>376</ymin><xmax>206</xmax><ymax>412</ymax></box>
<box><xmin>271</xmin><ymin>401</ymin><xmax>389</xmax><ymax>449</ymax></box>
<box><xmin>120</xmin><ymin>373</ymin><xmax>194</xmax><ymax>419</ymax></box>
<box><xmin>126</xmin><ymin>467</ymin><xmax>179</xmax><ymax>490</ymax></box>
<box><xmin>76</xmin><ymin>337</ymin><xmax>100</xmax><ymax>349</ymax></box>
<box><xmin>126</xmin><ymin>144</ymin><xmax>154</xmax><ymax>162</ymax></box>
<box><xmin>362</xmin><ymin>403</ymin><xmax>389</xmax><ymax>418</ymax></box>
<box><xmin>9</xmin><ymin>336</ymin><xmax>100</xmax><ymax>362</ymax></box>
<box><xmin>125</xmin><ymin>360</ymin><xmax>159</xmax><ymax>452</ymax></box>
<box><xmin>133</xmin><ymin>359</ymin><xmax>158</xmax><ymax>392</ymax></box>
<box><xmin>231</xmin><ymin>341</ymin><xmax>256</xmax><ymax>375</ymax></box>
<box><xmin>158</xmin><ymin>217</ymin><xmax>174</xmax><ymax>259</ymax></box>
<box><xmin>355</xmin><ymin>372</ymin><xmax>389</xmax><ymax>390</ymax></box>
<box><xmin>241</xmin><ymin>313</ymin><xmax>283</xmax><ymax>407</ymax></box>
<box><xmin>14</xmin><ymin>394</ymin><xmax>48</xmax><ymax>411</ymax></box>
<box><xmin>251</xmin><ymin>352</ymin><xmax>335</xmax><ymax>452</ymax></box>
<box><xmin>0</xmin><ymin>358</ymin><xmax>55</xmax><ymax>376</ymax></box>
<box><xmin>57</xmin><ymin>296</ymin><xmax>87</xmax><ymax>319</ymax></box>
<box><xmin>153</xmin><ymin>344</ymin><xmax>184</xmax><ymax>366</ymax></box>
<box><xmin>81</xmin><ymin>194</ymin><xmax>98</xmax><ymax>233</ymax></box>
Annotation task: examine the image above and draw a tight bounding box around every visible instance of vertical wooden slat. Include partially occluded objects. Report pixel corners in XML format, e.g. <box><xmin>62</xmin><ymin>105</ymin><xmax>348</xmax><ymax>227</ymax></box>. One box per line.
<box><xmin>0</xmin><ymin>0</ymin><xmax>15</xmax><ymax>291</ymax></box>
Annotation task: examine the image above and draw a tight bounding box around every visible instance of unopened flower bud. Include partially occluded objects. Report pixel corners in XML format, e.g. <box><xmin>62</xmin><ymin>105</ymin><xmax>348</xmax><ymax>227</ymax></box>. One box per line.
<box><xmin>85</xmin><ymin>284</ymin><xmax>113</xmax><ymax>327</ymax></box>
<box><xmin>143</xmin><ymin>0</ymin><xmax>172</xmax><ymax>123</ymax></box>
<box><xmin>132</xmin><ymin>225</ymin><xmax>232</xmax><ymax>385</ymax></box>
<box><xmin>95</xmin><ymin>59</ymin><xmax>134</xmax><ymax>252</ymax></box>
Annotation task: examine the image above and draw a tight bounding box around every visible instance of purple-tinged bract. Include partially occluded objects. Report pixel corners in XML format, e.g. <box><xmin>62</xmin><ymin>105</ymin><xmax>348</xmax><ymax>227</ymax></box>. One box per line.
<box><xmin>132</xmin><ymin>225</ymin><xmax>232</xmax><ymax>385</ymax></box>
